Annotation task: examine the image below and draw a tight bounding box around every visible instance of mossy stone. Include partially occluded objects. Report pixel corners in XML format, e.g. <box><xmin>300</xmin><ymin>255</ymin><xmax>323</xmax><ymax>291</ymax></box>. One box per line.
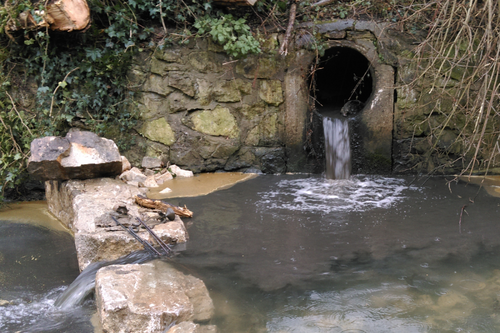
<box><xmin>213</xmin><ymin>80</ymin><xmax>242</xmax><ymax>103</ymax></box>
<box><xmin>259</xmin><ymin>80</ymin><xmax>283</xmax><ymax>106</ymax></box>
<box><xmin>139</xmin><ymin>118</ymin><xmax>176</xmax><ymax>146</ymax></box>
<box><xmin>190</xmin><ymin>106</ymin><xmax>240</xmax><ymax>139</ymax></box>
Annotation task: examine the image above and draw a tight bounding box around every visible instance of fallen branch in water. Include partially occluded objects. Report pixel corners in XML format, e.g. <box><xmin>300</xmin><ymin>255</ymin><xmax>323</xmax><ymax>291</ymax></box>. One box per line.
<box><xmin>135</xmin><ymin>195</ymin><xmax>193</xmax><ymax>218</ymax></box>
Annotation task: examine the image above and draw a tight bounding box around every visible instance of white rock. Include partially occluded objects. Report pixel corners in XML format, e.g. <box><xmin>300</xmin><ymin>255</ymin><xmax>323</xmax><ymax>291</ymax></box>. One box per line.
<box><xmin>155</xmin><ymin>170</ymin><xmax>173</xmax><ymax>184</ymax></box>
<box><xmin>96</xmin><ymin>260</ymin><xmax>214</xmax><ymax>333</ymax></box>
<box><xmin>121</xmin><ymin>155</ymin><xmax>131</xmax><ymax>172</ymax></box>
<box><xmin>119</xmin><ymin>167</ymin><xmax>147</xmax><ymax>185</ymax></box>
<box><xmin>169</xmin><ymin>165</ymin><xmax>194</xmax><ymax>178</ymax></box>
<box><xmin>159</xmin><ymin>187</ymin><xmax>172</xmax><ymax>194</ymax></box>
<box><xmin>144</xmin><ymin>175</ymin><xmax>159</xmax><ymax>188</ymax></box>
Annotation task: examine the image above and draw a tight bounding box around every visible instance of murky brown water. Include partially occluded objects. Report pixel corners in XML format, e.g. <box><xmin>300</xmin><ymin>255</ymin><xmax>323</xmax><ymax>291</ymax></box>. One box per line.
<box><xmin>2</xmin><ymin>174</ymin><xmax>500</xmax><ymax>332</ymax></box>
<box><xmin>148</xmin><ymin>172</ymin><xmax>257</xmax><ymax>200</ymax></box>
<box><xmin>0</xmin><ymin>201</ymin><xmax>71</xmax><ymax>233</ymax></box>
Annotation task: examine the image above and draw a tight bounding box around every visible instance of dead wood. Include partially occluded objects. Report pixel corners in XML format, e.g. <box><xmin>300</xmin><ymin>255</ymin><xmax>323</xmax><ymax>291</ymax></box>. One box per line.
<box><xmin>279</xmin><ymin>0</ymin><xmax>297</xmax><ymax>56</ymax></box>
<box><xmin>8</xmin><ymin>0</ymin><xmax>90</xmax><ymax>32</ymax></box>
<box><xmin>135</xmin><ymin>195</ymin><xmax>194</xmax><ymax>218</ymax></box>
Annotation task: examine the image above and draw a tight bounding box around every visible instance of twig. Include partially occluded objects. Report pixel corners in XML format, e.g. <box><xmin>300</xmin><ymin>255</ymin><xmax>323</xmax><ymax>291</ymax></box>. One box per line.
<box><xmin>458</xmin><ymin>205</ymin><xmax>467</xmax><ymax>234</ymax></box>
<box><xmin>49</xmin><ymin>67</ymin><xmax>79</xmax><ymax>117</ymax></box>
<box><xmin>279</xmin><ymin>0</ymin><xmax>297</xmax><ymax>56</ymax></box>
<box><xmin>5</xmin><ymin>92</ymin><xmax>33</xmax><ymax>136</ymax></box>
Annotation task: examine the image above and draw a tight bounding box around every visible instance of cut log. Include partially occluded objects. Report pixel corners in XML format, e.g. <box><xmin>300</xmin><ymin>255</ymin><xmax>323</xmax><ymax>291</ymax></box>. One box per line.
<box><xmin>8</xmin><ymin>0</ymin><xmax>90</xmax><ymax>32</ymax></box>
<box><xmin>46</xmin><ymin>0</ymin><xmax>91</xmax><ymax>31</ymax></box>
<box><xmin>135</xmin><ymin>195</ymin><xmax>194</xmax><ymax>218</ymax></box>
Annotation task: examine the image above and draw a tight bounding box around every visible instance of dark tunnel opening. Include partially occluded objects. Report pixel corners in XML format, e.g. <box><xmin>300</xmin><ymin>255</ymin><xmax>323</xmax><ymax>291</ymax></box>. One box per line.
<box><xmin>314</xmin><ymin>47</ymin><xmax>373</xmax><ymax>109</ymax></box>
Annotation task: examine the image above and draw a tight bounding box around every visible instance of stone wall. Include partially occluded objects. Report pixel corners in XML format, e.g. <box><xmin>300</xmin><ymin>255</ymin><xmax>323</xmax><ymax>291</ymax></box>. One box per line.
<box><xmin>124</xmin><ymin>20</ymin><xmax>461</xmax><ymax>176</ymax></box>
<box><xmin>15</xmin><ymin>20</ymin><xmax>498</xmax><ymax>175</ymax></box>
<box><xmin>125</xmin><ymin>36</ymin><xmax>317</xmax><ymax>174</ymax></box>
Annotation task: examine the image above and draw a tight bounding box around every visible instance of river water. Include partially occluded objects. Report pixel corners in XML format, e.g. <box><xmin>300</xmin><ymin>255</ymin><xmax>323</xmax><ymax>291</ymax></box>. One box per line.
<box><xmin>1</xmin><ymin>175</ymin><xmax>500</xmax><ymax>332</ymax></box>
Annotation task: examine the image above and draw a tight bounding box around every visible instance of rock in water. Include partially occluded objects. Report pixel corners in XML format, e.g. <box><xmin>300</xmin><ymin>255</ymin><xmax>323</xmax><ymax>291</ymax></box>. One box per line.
<box><xmin>340</xmin><ymin>100</ymin><xmax>365</xmax><ymax>117</ymax></box>
<box><xmin>28</xmin><ymin>131</ymin><xmax>122</xmax><ymax>180</ymax></box>
<box><xmin>96</xmin><ymin>260</ymin><xmax>214</xmax><ymax>333</ymax></box>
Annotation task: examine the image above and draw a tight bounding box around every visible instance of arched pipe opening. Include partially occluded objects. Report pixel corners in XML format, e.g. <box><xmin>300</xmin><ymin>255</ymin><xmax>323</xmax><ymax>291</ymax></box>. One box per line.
<box><xmin>310</xmin><ymin>42</ymin><xmax>394</xmax><ymax>176</ymax></box>
<box><xmin>315</xmin><ymin>47</ymin><xmax>373</xmax><ymax>111</ymax></box>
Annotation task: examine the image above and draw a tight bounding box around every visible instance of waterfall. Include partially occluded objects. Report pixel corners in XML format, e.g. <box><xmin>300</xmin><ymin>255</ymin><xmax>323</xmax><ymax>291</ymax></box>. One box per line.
<box><xmin>54</xmin><ymin>251</ymin><xmax>155</xmax><ymax>309</ymax></box>
<box><xmin>323</xmin><ymin>116</ymin><xmax>351</xmax><ymax>179</ymax></box>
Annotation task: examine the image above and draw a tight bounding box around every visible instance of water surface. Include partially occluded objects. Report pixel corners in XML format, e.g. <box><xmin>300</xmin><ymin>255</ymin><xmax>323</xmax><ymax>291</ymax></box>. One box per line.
<box><xmin>172</xmin><ymin>174</ymin><xmax>500</xmax><ymax>332</ymax></box>
<box><xmin>0</xmin><ymin>212</ymin><xmax>95</xmax><ymax>332</ymax></box>
<box><xmin>2</xmin><ymin>175</ymin><xmax>500</xmax><ymax>333</ymax></box>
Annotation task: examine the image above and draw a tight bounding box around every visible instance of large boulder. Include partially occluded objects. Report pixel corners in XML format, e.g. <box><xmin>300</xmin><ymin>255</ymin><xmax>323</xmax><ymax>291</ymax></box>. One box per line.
<box><xmin>45</xmin><ymin>178</ymin><xmax>188</xmax><ymax>270</ymax></box>
<box><xmin>96</xmin><ymin>260</ymin><xmax>215</xmax><ymax>333</ymax></box>
<box><xmin>28</xmin><ymin>131</ymin><xmax>122</xmax><ymax>180</ymax></box>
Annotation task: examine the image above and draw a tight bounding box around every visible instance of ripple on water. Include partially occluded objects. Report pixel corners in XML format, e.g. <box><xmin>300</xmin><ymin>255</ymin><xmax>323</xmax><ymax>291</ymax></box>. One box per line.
<box><xmin>257</xmin><ymin>176</ymin><xmax>418</xmax><ymax>214</ymax></box>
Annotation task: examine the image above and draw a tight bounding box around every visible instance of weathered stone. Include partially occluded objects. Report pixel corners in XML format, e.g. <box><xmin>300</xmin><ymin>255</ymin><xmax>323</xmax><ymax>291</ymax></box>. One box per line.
<box><xmin>236</xmin><ymin>57</ymin><xmax>279</xmax><ymax>79</ymax></box>
<box><xmin>27</xmin><ymin>136</ymin><xmax>71</xmax><ymax>179</ymax></box>
<box><xmin>45</xmin><ymin>177</ymin><xmax>188</xmax><ymax>270</ymax></box>
<box><xmin>96</xmin><ymin>260</ymin><xmax>214</xmax><ymax>333</ymax></box>
<box><xmin>144</xmin><ymin>175</ymin><xmax>159</xmax><ymax>187</ymax></box>
<box><xmin>120</xmin><ymin>167</ymin><xmax>147</xmax><ymax>186</ymax></box>
<box><xmin>142</xmin><ymin>75</ymin><xmax>174</xmax><ymax>96</ymax></box>
<box><xmin>151</xmin><ymin>58</ymin><xmax>185</xmax><ymax>76</ymax></box>
<box><xmin>166</xmin><ymin>91</ymin><xmax>213</xmax><ymax>113</ymax></box>
<box><xmin>76</xmin><ymin>217</ymin><xmax>186</xmax><ymax>269</ymax></box>
<box><xmin>188</xmin><ymin>106</ymin><xmax>240</xmax><ymax>139</ymax></box>
<box><xmin>235</xmin><ymin>102</ymin><xmax>266</xmax><ymax>119</ymax></box>
<box><xmin>188</xmin><ymin>51</ymin><xmax>221</xmax><ymax>73</ymax></box>
<box><xmin>213</xmin><ymin>80</ymin><xmax>242</xmax><ymax>103</ymax></box>
<box><xmin>258</xmin><ymin>80</ymin><xmax>283</xmax><ymax>106</ymax></box>
<box><xmin>46</xmin><ymin>178</ymin><xmax>145</xmax><ymax>234</ymax></box>
<box><xmin>168</xmin><ymin>73</ymin><xmax>196</xmax><ymax>97</ymax></box>
<box><xmin>155</xmin><ymin>170</ymin><xmax>173</xmax><ymax>184</ymax></box>
<box><xmin>245</xmin><ymin>113</ymin><xmax>280</xmax><ymax>146</ymax></box>
<box><xmin>142</xmin><ymin>156</ymin><xmax>162</xmax><ymax>169</ymax></box>
<box><xmin>224</xmin><ymin>148</ymin><xmax>257</xmax><ymax>171</ymax></box>
<box><xmin>154</xmin><ymin>48</ymin><xmax>183</xmax><ymax>63</ymax></box>
<box><xmin>194</xmin><ymin>78</ymin><xmax>211</xmax><ymax>106</ymax></box>
<box><xmin>28</xmin><ymin>131</ymin><xmax>122</xmax><ymax>181</ymax></box>
<box><xmin>201</xmin><ymin>138</ymin><xmax>239</xmax><ymax>159</ymax></box>
<box><xmin>138</xmin><ymin>92</ymin><xmax>171</xmax><ymax>119</ymax></box>
<box><xmin>140</xmin><ymin>118</ymin><xmax>176</xmax><ymax>146</ymax></box>
<box><xmin>121</xmin><ymin>156</ymin><xmax>131</xmax><ymax>172</ymax></box>
<box><xmin>169</xmin><ymin>165</ymin><xmax>194</xmax><ymax>178</ymax></box>
<box><xmin>256</xmin><ymin>147</ymin><xmax>286</xmax><ymax>174</ymax></box>
<box><xmin>260</xmin><ymin>33</ymin><xmax>279</xmax><ymax>52</ymax></box>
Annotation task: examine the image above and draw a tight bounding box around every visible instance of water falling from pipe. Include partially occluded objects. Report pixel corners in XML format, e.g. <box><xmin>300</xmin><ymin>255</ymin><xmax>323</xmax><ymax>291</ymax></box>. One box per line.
<box><xmin>323</xmin><ymin>115</ymin><xmax>351</xmax><ymax>179</ymax></box>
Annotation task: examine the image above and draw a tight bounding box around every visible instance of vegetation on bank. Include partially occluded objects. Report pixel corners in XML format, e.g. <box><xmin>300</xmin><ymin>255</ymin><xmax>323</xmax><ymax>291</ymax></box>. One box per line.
<box><xmin>0</xmin><ymin>0</ymin><xmax>498</xmax><ymax>202</ymax></box>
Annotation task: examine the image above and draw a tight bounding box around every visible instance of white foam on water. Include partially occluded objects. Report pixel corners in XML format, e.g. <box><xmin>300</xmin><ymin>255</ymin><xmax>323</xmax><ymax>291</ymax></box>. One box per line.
<box><xmin>0</xmin><ymin>287</ymin><xmax>77</xmax><ymax>332</ymax></box>
<box><xmin>257</xmin><ymin>176</ymin><xmax>418</xmax><ymax>214</ymax></box>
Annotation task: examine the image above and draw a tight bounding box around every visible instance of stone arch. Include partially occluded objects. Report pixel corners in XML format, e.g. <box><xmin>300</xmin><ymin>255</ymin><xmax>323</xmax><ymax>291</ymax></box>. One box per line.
<box><xmin>317</xmin><ymin>37</ymin><xmax>394</xmax><ymax>174</ymax></box>
<box><xmin>283</xmin><ymin>21</ymin><xmax>394</xmax><ymax>174</ymax></box>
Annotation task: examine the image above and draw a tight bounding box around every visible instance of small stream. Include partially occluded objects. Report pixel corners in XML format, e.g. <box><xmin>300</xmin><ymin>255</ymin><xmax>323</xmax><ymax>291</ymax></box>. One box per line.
<box><xmin>1</xmin><ymin>175</ymin><xmax>500</xmax><ymax>332</ymax></box>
